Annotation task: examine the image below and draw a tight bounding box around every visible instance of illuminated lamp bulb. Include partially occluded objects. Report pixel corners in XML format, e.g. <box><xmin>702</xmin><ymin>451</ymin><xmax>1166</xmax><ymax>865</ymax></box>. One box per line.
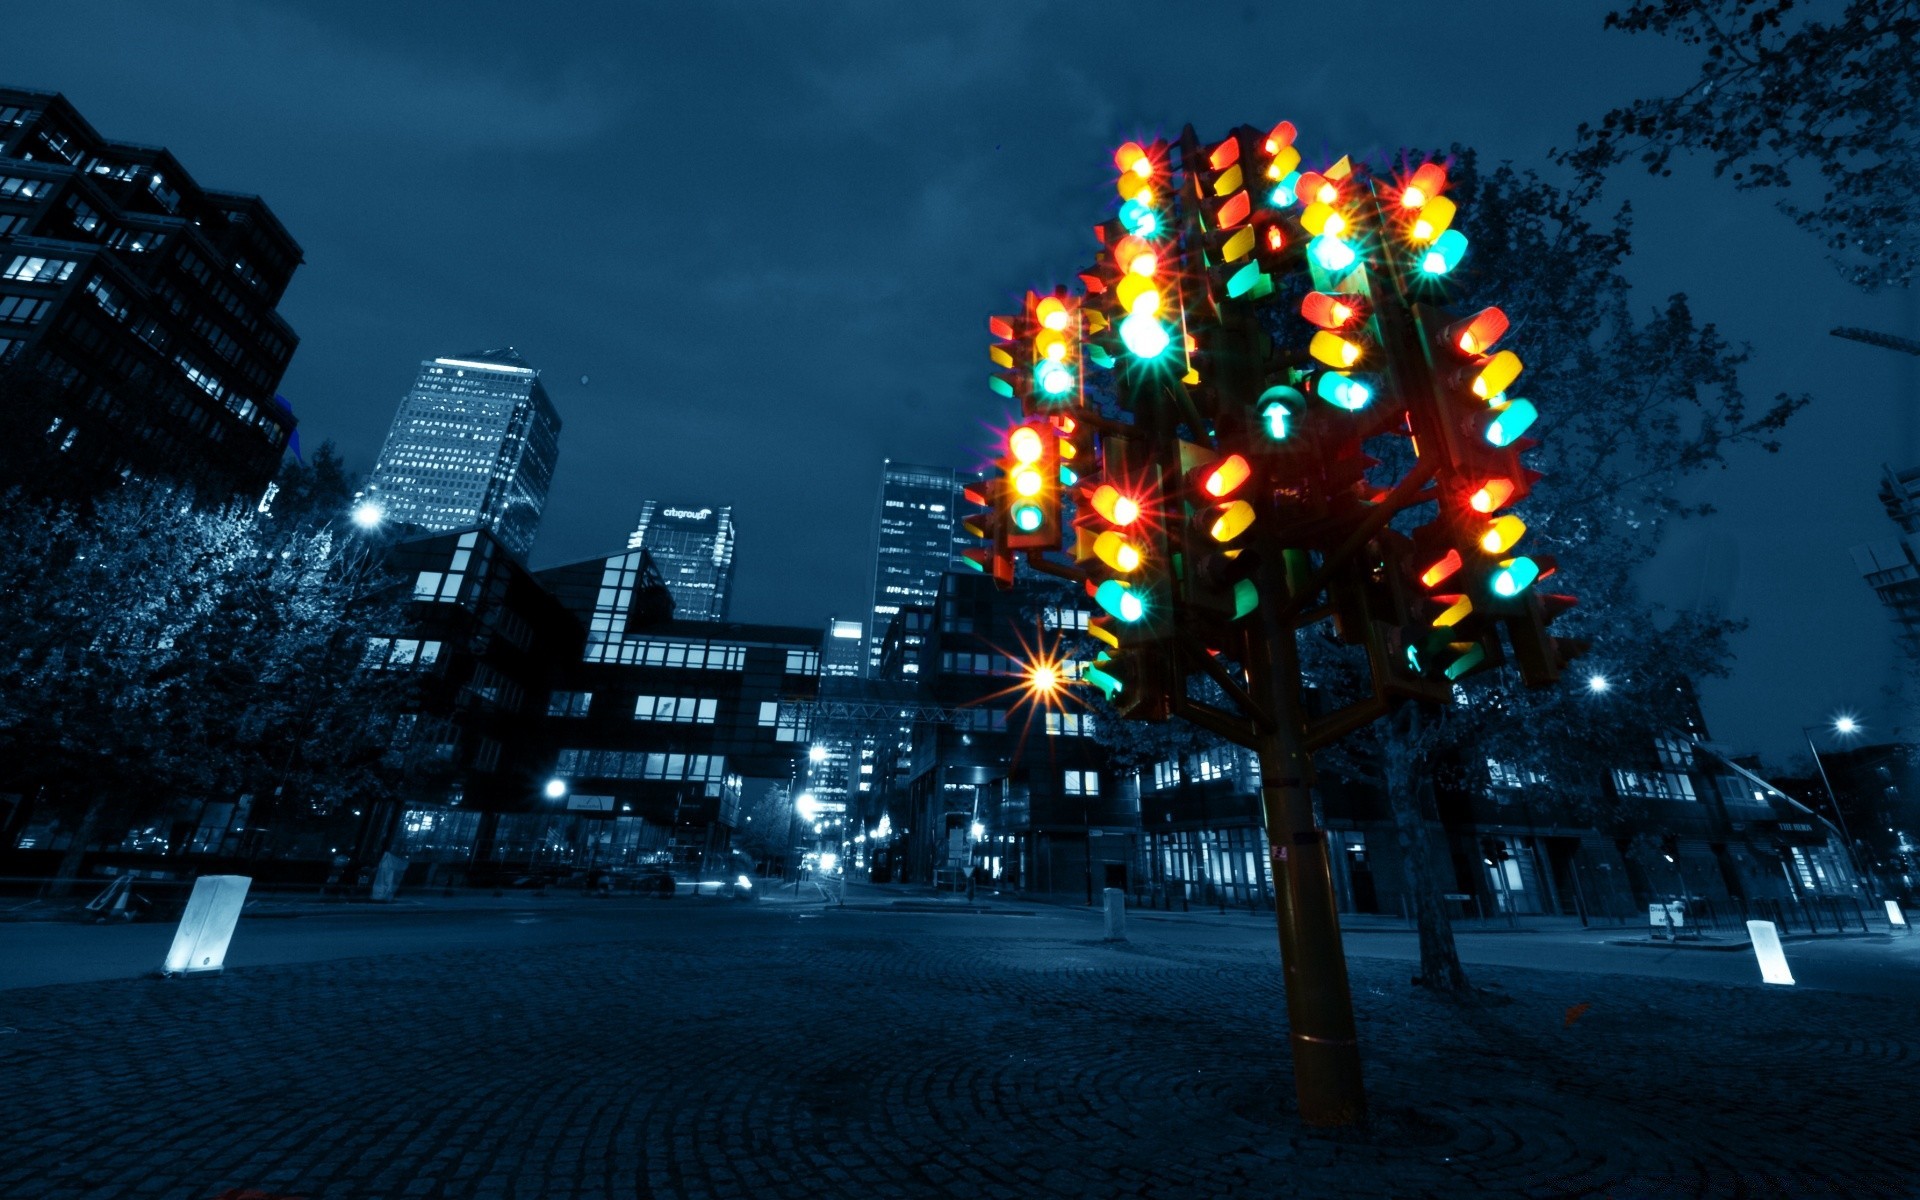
<box><xmin>1469</xmin><ymin>478</ymin><xmax>1516</xmax><ymax>513</ymax></box>
<box><xmin>1300</xmin><ymin>202</ymin><xmax>1344</xmax><ymax>236</ymax></box>
<box><xmin>1094</xmin><ymin>579</ymin><xmax>1146</xmax><ymax>623</ymax></box>
<box><xmin>1257</xmin><ymin>384</ymin><xmax>1304</xmax><ymax>441</ymax></box>
<box><xmin>1484</xmin><ymin>398</ymin><xmax>1538</xmax><ymax>447</ymax></box>
<box><xmin>1008</xmin><ymin>425</ymin><xmax>1044</xmax><ymax>463</ymax></box>
<box><xmin>1012</xmin><ymin>467</ymin><xmax>1045</xmax><ymax>498</ymax></box>
<box><xmin>1089</xmin><ymin>485</ymin><xmax>1142</xmax><ymax>527</ymax></box>
<box><xmin>1035</xmin><ymin>296</ymin><xmax>1071</xmax><ymax>332</ymax></box>
<box><xmin>1409</xmin><ymin>196</ymin><xmax>1457</xmax><ymax>243</ymax></box>
<box><xmin>1265</xmin><ymin>144</ymin><xmax>1302</xmax><ymax>182</ymax></box>
<box><xmin>1265</xmin><ymin>225</ymin><xmax>1286</xmax><ymax>252</ymax></box>
<box><xmin>1011</xmin><ymin>503</ymin><xmax>1044</xmax><ymax>533</ymax></box>
<box><xmin>1118</xmin><ymin>198</ymin><xmax>1159</xmax><ymax>236</ymax></box>
<box><xmin>1296</xmin><ymin>171</ymin><xmax>1338</xmax><ymax>205</ymax></box>
<box><xmin>1202</xmin><ymin>455</ymin><xmax>1251</xmax><ymax>499</ymax></box>
<box><xmin>1491</xmin><ymin>557</ymin><xmax>1541</xmax><ymax>597</ymax></box>
<box><xmin>1263</xmin><ymin>120</ymin><xmax>1297</xmax><ymax>154</ymax></box>
<box><xmin>1309</xmin><ymin>235</ymin><xmax>1357</xmax><ymax>273</ymax></box>
<box><xmin>1117</xmin><ymin>172</ymin><xmax>1154</xmax><ymax>203</ymax></box>
<box><xmin>1451</xmin><ymin>307</ymin><xmax>1510</xmax><ymax>356</ymax></box>
<box><xmin>1059</xmin><ymin>464</ymin><xmax>1077</xmax><ymax>486</ymax></box>
<box><xmin>1315</xmin><ymin>371</ymin><xmax>1372</xmax><ymax>410</ymax></box>
<box><xmin>1119</xmin><ymin>312</ymin><xmax>1170</xmax><ymax>358</ymax></box>
<box><xmin>1037</xmin><ymin>362</ymin><xmax>1074</xmax><ymax>398</ymax></box>
<box><xmin>1115</xmin><ymin>274</ymin><xmax>1162</xmax><ymax>317</ymax></box>
<box><xmin>1208</xmin><ymin>500</ymin><xmax>1255</xmax><ymax>543</ymax></box>
<box><xmin>1419</xmin><ymin>227</ymin><xmax>1468</xmax><ymax>275</ymax></box>
<box><xmin>1443</xmin><ymin>644</ymin><xmax>1487</xmax><ymax>681</ymax></box>
<box><xmin>1112</xmin><ymin>235</ymin><xmax>1155</xmax><ymax>276</ymax></box>
<box><xmin>1401</xmin><ymin>162</ymin><xmax>1448</xmax><ymax>209</ymax></box>
<box><xmin>1269</xmin><ymin>172</ymin><xmax>1300</xmax><ymax>208</ymax></box>
<box><xmin>1300</xmin><ymin>291</ymin><xmax>1357</xmax><ymax>329</ymax></box>
<box><xmin>1093</xmin><ymin>531</ymin><xmax>1142</xmax><ymax>573</ymax></box>
<box><xmin>1470</xmin><ymin>350</ymin><xmax>1523</xmax><ymax>399</ymax></box>
<box><xmin>1114</xmin><ymin>141</ymin><xmax>1148</xmax><ymax>174</ymax></box>
<box><xmin>1431</xmin><ymin>595</ymin><xmax>1473</xmax><ymax>628</ymax></box>
<box><xmin>1420</xmin><ymin>549</ymin><xmax>1463</xmax><ymax>588</ymax></box>
<box><xmin>1309</xmin><ymin>330</ymin><xmax>1364</xmax><ymax>369</ymax></box>
<box><xmin>1207</xmin><ymin>136</ymin><xmax>1240</xmax><ymax>172</ymax></box>
<box><xmin>1480</xmin><ymin>514</ymin><xmax>1526</xmax><ymax>555</ymax></box>
<box><xmin>1035</xmin><ymin>329</ymin><xmax>1070</xmax><ymax>362</ymax></box>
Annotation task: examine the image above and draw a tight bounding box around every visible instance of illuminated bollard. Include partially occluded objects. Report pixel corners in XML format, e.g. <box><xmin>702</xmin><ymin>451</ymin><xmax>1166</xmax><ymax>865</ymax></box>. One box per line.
<box><xmin>1888</xmin><ymin>900</ymin><xmax>1909</xmax><ymax>930</ymax></box>
<box><xmin>1745</xmin><ymin>919</ymin><xmax>1794</xmax><ymax>986</ymax></box>
<box><xmin>162</xmin><ymin>875</ymin><xmax>251</xmax><ymax>977</ymax></box>
<box><xmin>1103</xmin><ymin>887</ymin><xmax>1127</xmax><ymax>942</ymax></box>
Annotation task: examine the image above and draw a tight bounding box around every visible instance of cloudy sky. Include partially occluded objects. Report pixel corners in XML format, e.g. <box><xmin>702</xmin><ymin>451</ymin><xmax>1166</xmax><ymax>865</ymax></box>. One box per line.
<box><xmin>6</xmin><ymin>0</ymin><xmax>1914</xmax><ymax>767</ymax></box>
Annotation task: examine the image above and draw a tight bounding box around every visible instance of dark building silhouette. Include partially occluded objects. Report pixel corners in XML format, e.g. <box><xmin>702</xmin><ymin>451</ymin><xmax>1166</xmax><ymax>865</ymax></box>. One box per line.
<box><xmin>625</xmin><ymin>500</ymin><xmax>736</xmax><ymax>621</ymax></box>
<box><xmin>531</xmin><ymin>548</ymin><xmax>824</xmax><ymax>869</ymax></box>
<box><xmin>0</xmin><ymin>88</ymin><xmax>300</xmax><ymax>496</ymax></box>
<box><xmin>373</xmin><ymin>526</ymin><xmax>583</xmax><ymax>878</ymax></box>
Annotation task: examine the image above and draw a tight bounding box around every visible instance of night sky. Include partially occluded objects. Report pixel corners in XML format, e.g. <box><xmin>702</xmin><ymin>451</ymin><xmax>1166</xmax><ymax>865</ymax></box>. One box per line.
<box><xmin>6</xmin><ymin>1</ymin><xmax>1914</xmax><ymax>768</ymax></box>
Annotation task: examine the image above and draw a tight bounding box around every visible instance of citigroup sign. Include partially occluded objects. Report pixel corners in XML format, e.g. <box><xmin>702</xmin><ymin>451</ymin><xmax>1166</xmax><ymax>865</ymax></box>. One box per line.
<box><xmin>662</xmin><ymin>507</ymin><xmax>713</xmax><ymax>521</ymax></box>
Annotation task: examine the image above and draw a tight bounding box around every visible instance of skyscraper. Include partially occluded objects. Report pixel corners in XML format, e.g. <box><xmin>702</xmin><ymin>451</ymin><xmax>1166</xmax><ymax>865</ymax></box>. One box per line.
<box><xmin>361</xmin><ymin>347</ymin><xmax>560</xmax><ymax>561</ymax></box>
<box><xmin>865</xmin><ymin>461</ymin><xmax>969</xmax><ymax>675</ymax></box>
<box><xmin>626</xmin><ymin>501</ymin><xmax>736</xmax><ymax>622</ymax></box>
<box><xmin>0</xmin><ymin>88</ymin><xmax>300</xmax><ymax>495</ymax></box>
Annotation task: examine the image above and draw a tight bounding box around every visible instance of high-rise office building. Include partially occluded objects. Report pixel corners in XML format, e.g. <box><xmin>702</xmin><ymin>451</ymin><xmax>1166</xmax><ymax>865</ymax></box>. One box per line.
<box><xmin>865</xmin><ymin>461</ymin><xmax>970</xmax><ymax>674</ymax></box>
<box><xmin>361</xmin><ymin>347</ymin><xmax>560</xmax><ymax>561</ymax></box>
<box><xmin>0</xmin><ymin>88</ymin><xmax>300</xmax><ymax>495</ymax></box>
<box><xmin>625</xmin><ymin>501</ymin><xmax>736</xmax><ymax>622</ymax></box>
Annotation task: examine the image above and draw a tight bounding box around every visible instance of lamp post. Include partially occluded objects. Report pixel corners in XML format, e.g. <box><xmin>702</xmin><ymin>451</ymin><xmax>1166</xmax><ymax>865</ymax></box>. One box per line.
<box><xmin>1802</xmin><ymin>718</ymin><xmax>1875</xmax><ymax>901</ymax></box>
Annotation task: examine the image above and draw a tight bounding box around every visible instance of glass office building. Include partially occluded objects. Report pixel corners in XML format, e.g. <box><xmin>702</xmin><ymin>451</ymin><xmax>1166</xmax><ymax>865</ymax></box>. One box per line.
<box><xmin>865</xmin><ymin>461</ymin><xmax>974</xmax><ymax>675</ymax></box>
<box><xmin>626</xmin><ymin>501</ymin><xmax>736</xmax><ymax>622</ymax></box>
<box><xmin>360</xmin><ymin>347</ymin><xmax>561</xmax><ymax>561</ymax></box>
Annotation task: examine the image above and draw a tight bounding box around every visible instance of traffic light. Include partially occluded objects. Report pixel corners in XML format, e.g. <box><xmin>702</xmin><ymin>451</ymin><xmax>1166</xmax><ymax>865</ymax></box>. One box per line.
<box><xmin>1002</xmin><ymin>420</ymin><xmax>1061</xmax><ymax>551</ymax></box>
<box><xmin>1177</xmin><ymin>442</ymin><xmax>1260</xmax><ymax>624</ymax></box>
<box><xmin>1075</xmin><ymin>434</ymin><xmax>1170</xmax><ymax>644</ymax></box>
<box><xmin>958</xmin><ymin>477</ymin><xmax>1014</xmax><ymax>588</ymax></box>
<box><xmin>1186</xmin><ymin>125</ymin><xmax>1276</xmax><ymax>305</ymax></box>
<box><xmin>991</xmin><ymin>291</ymin><xmax>1082</xmax><ymax>415</ymax></box>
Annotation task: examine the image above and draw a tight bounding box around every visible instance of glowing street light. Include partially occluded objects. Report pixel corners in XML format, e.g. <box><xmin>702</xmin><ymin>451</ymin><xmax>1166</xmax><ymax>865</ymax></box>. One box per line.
<box><xmin>795</xmin><ymin>793</ymin><xmax>821</xmax><ymax>822</ymax></box>
<box><xmin>1834</xmin><ymin>715</ymin><xmax>1860</xmax><ymax>735</ymax></box>
<box><xmin>350</xmin><ymin>501</ymin><xmax>384</xmax><ymax>530</ymax></box>
<box><xmin>809</xmin><ymin>744</ymin><xmax>829</xmax><ymax>763</ymax></box>
<box><xmin>1802</xmin><ymin>715</ymin><xmax>1874</xmax><ymax>900</ymax></box>
<box><xmin>543</xmin><ymin>778</ymin><xmax>567</xmax><ymax>801</ymax></box>
<box><xmin>1587</xmin><ymin>674</ymin><xmax>1610</xmax><ymax>694</ymax></box>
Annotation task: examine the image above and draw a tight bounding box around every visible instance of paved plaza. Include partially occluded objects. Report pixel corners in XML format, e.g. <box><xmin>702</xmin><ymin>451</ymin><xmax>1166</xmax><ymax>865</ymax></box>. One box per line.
<box><xmin>1</xmin><ymin>898</ymin><xmax>1916</xmax><ymax>1199</ymax></box>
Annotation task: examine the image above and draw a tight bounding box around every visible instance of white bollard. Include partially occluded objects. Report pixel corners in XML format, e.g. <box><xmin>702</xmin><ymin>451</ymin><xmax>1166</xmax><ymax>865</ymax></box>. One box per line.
<box><xmin>1887</xmin><ymin>900</ymin><xmax>1909</xmax><ymax>929</ymax></box>
<box><xmin>1103</xmin><ymin>887</ymin><xmax>1127</xmax><ymax>942</ymax></box>
<box><xmin>163</xmin><ymin>875</ymin><xmax>251</xmax><ymax>977</ymax></box>
<box><xmin>1745</xmin><ymin>919</ymin><xmax>1794</xmax><ymax>986</ymax></box>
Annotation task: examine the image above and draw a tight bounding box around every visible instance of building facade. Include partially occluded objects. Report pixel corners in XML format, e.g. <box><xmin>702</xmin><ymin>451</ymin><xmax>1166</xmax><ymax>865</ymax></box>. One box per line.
<box><xmin>0</xmin><ymin>87</ymin><xmax>300</xmax><ymax>495</ymax></box>
<box><xmin>360</xmin><ymin>348</ymin><xmax>560</xmax><ymax>561</ymax></box>
<box><xmin>865</xmin><ymin>461</ymin><xmax>974</xmax><ymax>675</ymax></box>
<box><xmin>532</xmin><ymin>548</ymin><xmax>823</xmax><ymax>871</ymax></box>
<box><xmin>625</xmin><ymin>500</ymin><xmax>736</xmax><ymax>621</ymax></box>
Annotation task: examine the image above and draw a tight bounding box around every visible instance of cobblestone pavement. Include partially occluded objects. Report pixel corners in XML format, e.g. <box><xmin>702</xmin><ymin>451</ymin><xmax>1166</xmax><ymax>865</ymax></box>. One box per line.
<box><xmin>2</xmin><ymin>905</ymin><xmax>1916</xmax><ymax>1200</ymax></box>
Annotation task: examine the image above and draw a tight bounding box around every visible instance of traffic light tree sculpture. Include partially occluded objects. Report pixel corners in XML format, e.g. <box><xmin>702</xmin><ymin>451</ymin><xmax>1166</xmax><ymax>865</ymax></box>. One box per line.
<box><xmin>963</xmin><ymin>124</ymin><xmax>1583</xmax><ymax>1128</ymax></box>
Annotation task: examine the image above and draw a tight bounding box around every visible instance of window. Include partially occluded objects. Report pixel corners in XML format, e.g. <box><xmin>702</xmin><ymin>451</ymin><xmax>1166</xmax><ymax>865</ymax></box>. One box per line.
<box><xmin>1044</xmin><ymin>712</ymin><xmax>1094</xmax><ymax>738</ymax></box>
<box><xmin>548</xmin><ymin>691</ymin><xmax>593</xmax><ymax>718</ymax></box>
<box><xmin>0</xmin><ymin>176</ymin><xmax>53</xmax><ymax>200</ymax></box>
<box><xmin>554</xmin><ymin>749</ymin><xmax>729</xmax><ymax>783</ymax></box>
<box><xmin>0</xmin><ymin>295</ymin><xmax>50</xmax><ymax>325</ymax></box>
<box><xmin>785</xmin><ymin>649</ymin><xmax>820</xmax><ymax>675</ymax></box>
<box><xmin>363</xmin><ymin>637</ymin><xmax>443</xmax><ymax>670</ymax></box>
<box><xmin>1611</xmin><ymin>769</ymin><xmax>1697</xmax><ymax>803</ymax></box>
<box><xmin>3</xmin><ymin>256</ymin><xmax>76</xmax><ymax>284</ymax></box>
<box><xmin>634</xmin><ymin>695</ymin><xmax>717</xmax><ymax>724</ymax></box>
<box><xmin>757</xmin><ymin>701</ymin><xmax>809</xmax><ymax>742</ymax></box>
<box><xmin>1151</xmin><ymin>760</ymin><xmax>1182</xmax><ymax>792</ymax></box>
<box><xmin>1065</xmin><ymin>770</ymin><xmax>1099</xmax><ymax>796</ymax></box>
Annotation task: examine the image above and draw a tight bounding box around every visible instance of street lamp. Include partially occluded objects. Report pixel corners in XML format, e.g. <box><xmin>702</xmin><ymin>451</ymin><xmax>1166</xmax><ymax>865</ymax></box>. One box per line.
<box><xmin>544</xmin><ymin>778</ymin><xmax>568</xmax><ymax>801</ymax></box>
<box><xmin>350</xmin><ymin>500</ymin><xmax>385</xmax><ymax>530</ymax></box>
<box><xmin>1802</xmin><ymin>716</ymin><xmax>1874</xmax><ymax>900</ymax></box>
<box><xmin>1586</xmin><ymin>673</ymin><xmax>1610</xmax><ymax>695</ymax></box>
